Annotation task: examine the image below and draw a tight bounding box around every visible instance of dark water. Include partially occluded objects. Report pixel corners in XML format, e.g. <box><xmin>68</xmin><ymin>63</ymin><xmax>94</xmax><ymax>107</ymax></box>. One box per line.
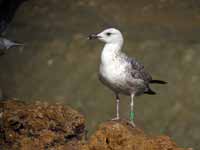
<box><xmin>0</xmin><ymin>0</ymin><xmax>200</xmax><ymax>149</ymax></box>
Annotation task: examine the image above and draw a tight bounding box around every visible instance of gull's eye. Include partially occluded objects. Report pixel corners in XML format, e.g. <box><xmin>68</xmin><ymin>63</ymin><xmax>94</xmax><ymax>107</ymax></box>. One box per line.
<box><xmin>106</xmin><ymin>32</ymin><xmax>112</xmax><ymax>36</ymax></box>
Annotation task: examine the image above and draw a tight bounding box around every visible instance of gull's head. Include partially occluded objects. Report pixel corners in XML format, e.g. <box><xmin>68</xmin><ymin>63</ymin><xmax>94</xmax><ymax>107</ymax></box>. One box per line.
<box><xmin>88</xmin><ymin>28</ymin><xmax>124</xmax><ymax>44</ymax></box>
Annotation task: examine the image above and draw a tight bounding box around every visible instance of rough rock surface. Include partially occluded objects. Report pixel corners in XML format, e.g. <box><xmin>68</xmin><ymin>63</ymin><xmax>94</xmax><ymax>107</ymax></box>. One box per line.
<box><xmin>0</xmin><ymin>100</ymin><xmax>192</xmax><ymax>150</ymax></box>
<box><xmin>82</xmin><ymin>121</ymin><xmax>191</xmax><ymax>150</ymax></box>
<box><xmin>0</xmin><ymin>100</ymin><xmax>85</xmax><ymax>150</ymax></box>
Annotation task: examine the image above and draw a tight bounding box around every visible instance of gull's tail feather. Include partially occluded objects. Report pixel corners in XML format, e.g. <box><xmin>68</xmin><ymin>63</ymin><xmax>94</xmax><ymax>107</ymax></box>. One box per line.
<box><xmin>14</xmin><ymin>43</ymin><xmax>24</xmax><ymax>46</ymax></box>
<box><xmin>11</xmin><ymin>42</ymin><xmax>24</xmax><ymax>47</ymax></box>
<box><xmin>150</xmin><ymin>80</ymin><xmax>167</xmax><ymax>84</ymax></box>
<box><xmin>144</xmin><ymin>88</ymin><xmax>156</xmax><ymax>95</ymax></box>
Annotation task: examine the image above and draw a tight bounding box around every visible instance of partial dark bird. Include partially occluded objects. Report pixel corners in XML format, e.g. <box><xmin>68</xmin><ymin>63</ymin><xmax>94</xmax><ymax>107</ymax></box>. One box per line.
<box><xmin>89</xmin><ymin>28</ymin><xmax>167</xmax><ymax>126</ymax></box>
<box><xmin>0</xmin><ymin>0</ymin><xmax>28</xmax><ymax>34</ymax></box>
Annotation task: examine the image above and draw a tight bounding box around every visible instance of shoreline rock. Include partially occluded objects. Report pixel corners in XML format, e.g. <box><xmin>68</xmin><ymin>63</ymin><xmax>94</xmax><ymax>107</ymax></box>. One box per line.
<box><xmin>0</xmin><ymin>100</ymin><xmax>192</xmax><ymax>150</ymax></box>
<box><xmin>81</xmin><ymin>121</ymin><xmax>191</xmax><ymax>150</ymax></box>
<box><xmin>0</xmin><ymin>100</ymin><xmax>85</xmax><ymax>150</ymax></box>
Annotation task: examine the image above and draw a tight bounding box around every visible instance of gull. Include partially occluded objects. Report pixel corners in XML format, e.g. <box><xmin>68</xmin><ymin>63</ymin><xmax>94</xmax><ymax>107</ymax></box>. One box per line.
<box><xmin>0</xmin><ymin>37</ymin><xmax>23</xmax><ymax>49</ymax></box>
<box><xmin>88</xmin><ymin>28</ymin><xmax>167</xmax><ymax>126</ymax></box>
<box><xmin>0</xmin><ymin>37</ymin><xmax>24</xmax><ymax>55</ymax></box>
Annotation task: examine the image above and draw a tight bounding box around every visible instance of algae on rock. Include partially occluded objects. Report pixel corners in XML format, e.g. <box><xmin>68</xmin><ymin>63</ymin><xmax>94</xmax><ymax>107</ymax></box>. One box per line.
<box><xmin>0</xmin><ymin>100</ymin><xmax>192</xmax><ymax>150</ymax></box>
<box><xmin>81</xmin><ymin>121</ymin><xmax>191</xmax><ymax>150</ymax></box>
<box><xmin>0</xmin><ymin>100</ymin><xmax>85</xmax><ymax>150</ymax></box>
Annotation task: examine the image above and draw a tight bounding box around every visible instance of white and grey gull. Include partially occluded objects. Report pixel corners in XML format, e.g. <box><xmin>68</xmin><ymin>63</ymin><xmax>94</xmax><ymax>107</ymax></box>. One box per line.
<box><xmin>0</xmin><ymin>37</ymin><xmax>23</xmax><ymax>49</ymax></box>
<box><xmin>0</xmin><ymin>37</ymin><xmax>24</xmax><ymax>55</ymax></box>
<box><xmin>88</xmin><ymin>28</ymin><xmax>167</xmax><ymax>126</ymax></box>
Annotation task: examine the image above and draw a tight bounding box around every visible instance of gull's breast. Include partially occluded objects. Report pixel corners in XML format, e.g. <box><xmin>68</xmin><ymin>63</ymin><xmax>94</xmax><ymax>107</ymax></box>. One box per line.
<box><xmin>100</xmin><ymin>60</ymin><xmax>128</xmax><ymax>87</ymax></box>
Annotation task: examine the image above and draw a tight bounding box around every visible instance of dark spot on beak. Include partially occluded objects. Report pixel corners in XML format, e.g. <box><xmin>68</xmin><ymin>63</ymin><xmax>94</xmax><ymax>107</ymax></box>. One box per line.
<box><xmin>88</xmin><ymin>33</ymin><xmax>99</xmax><ymax>40</ymax></box>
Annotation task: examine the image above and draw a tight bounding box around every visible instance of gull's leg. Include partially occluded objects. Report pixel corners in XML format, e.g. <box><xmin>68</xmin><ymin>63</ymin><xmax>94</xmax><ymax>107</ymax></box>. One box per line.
<box><xmin>129</xmin><ymin>93</ymin><xmax>136</xmax><ymax>127</ymax></box>
<box><xmin>112</xmin><ymin>94</ymin><xmax>120</xmax><ymax>121</ymax></box>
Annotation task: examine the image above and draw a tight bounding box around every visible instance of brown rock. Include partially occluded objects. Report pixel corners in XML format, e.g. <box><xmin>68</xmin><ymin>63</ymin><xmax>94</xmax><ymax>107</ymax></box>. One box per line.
<box><xmin>0</xmin><ymin>100</ymin><xmax>85</xmax><ymax>150</ymax></box>
<box><xmin>82</xmin><ymin>121</ymin><xmax>190</xmax><ymax>150</ymax></box>
<box><xmin>0</xmin><ymin>100</ymin><xmax>192</xmax><ymax>150</ymax></box>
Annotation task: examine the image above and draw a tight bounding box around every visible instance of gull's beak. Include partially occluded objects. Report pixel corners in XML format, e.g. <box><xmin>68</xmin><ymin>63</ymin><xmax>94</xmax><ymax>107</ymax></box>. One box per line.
<box><xmin>88</xmin><ymin>33</ymin><xmax>100</xmax><ymax>40</ymax></box>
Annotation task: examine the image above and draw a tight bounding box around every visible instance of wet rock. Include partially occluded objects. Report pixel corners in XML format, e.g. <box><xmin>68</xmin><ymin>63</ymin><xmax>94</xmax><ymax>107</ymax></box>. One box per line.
<box><xmin>82</xmin><ymin>121</ymin><xmax>191</xmax><ymax>150</ymax></box>
<box><xmin>0</xmin><ymin>100</ymin><xmax>85</xmax><ymax>150</ymax></box>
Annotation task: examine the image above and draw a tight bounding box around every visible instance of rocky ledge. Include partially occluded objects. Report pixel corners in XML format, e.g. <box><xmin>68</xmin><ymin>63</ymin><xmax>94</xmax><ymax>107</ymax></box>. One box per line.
<box><xmin>0</xmin><ymin>100</ymin><xmax>192</xmax><ymax>150</ymax></box>
<box><xmin>0</xmin><ymin>100</ymin><xmax>85</xmax><ymax>150</ymax></box>
<box><xmin>81</xmin><ymin>121</ymin><xmax>192</xmax><ymax>150</ymax></box>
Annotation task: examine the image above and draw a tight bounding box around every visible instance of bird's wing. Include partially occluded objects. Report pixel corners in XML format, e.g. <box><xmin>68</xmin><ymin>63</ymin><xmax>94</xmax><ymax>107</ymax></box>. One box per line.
<box><xmin>130</xmin><ymin>57</ymin><xmax>144</xmax><ymax>70</ymax></box>
<box><xmin>128</xmin><ymin>57</ymin><xmax>152</xmax><ymax>82</ymax></box>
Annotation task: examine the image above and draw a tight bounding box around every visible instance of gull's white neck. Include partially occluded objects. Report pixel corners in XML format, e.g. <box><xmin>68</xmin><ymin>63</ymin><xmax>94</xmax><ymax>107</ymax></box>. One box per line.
<box><xmin>101</xmin><ymin>42</ymin><xmax>123</xmax><ymax>65</ymax></box>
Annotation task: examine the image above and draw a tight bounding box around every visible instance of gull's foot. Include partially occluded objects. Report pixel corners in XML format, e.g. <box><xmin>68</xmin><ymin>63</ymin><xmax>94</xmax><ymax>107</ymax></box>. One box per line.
<box><xmin>128</xmin><ymin>121</ymin><xmax>136</xmax><ymax>128</ymax></box>
<box><xmin>111</xmin><ymin>117</ymin><xmax>120</xmax><ymax>121</ymax></box>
